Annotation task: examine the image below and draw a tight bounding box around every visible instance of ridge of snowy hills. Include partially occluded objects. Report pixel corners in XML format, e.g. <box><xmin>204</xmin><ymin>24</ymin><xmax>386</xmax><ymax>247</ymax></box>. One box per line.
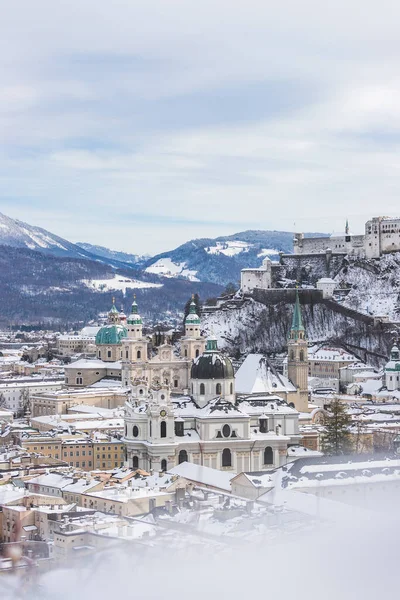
<box><xmin>142</xmin><ymin>230</ymin><xmax>328</xmax><ymax>285</ymax></box>
<box><xmin>0</xmin><ymin>212</ymin><xmax>106</xmax><ymax>261</ymax></box>
<box><xmin>76</xmin><ymin>242</ymin><xmax>149</xmax><ymax>267</ymax></box>
<box><xmin>0</xmin><ymin>211</ymin><xmax>331</xmax><ymax>326</ymax></box>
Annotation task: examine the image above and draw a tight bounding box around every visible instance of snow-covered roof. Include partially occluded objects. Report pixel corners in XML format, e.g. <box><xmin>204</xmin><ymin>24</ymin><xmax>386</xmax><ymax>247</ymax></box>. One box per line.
<box><xmin>27</xmin><ymin>473</ymin><xmax>74</xmax><ymax>489</ymax></box>
<box><xmin>308</xmin><ymin>346</ymin><xmax>357</xmax><ymax>362</ymax></box>
<box><xmin>168</xmin><ymin>462</ymin><xmax>235</xmax><ymax>492</ymax></box>
<box><xmin>65</xmin><ymin>359</ymin><xmax>121</xmax><ymax>370</ymax></box>
<box><xmin>235</xmin><ymin>354</ymin><xmax>296</xmax><ymax>394</ymax></box>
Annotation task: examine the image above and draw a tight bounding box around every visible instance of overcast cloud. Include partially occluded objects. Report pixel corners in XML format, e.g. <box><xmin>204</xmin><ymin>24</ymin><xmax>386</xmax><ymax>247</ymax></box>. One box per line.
<box><xmin>2</xmin><ymin>1</ymin><xmax>400</xmax><ymax>253</ymax></box>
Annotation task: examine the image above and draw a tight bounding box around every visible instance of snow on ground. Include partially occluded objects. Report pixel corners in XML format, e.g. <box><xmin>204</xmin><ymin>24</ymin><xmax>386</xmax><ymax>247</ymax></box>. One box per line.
<box><xmin>257</xmin><ymin>248</ymin><xmax>280</xmax><ymax>258</ymax></box>
<box><xmin>336</xmin><ymin>253</ymin><xmax>400</xmax><ymax>320</ymax></box>
<box><xmin>205</xmin><ymin>240</ymin><xmax>251</xmax><ymax>257</ymax></box>
<box><xmin>145</xmin><ymin>258</ymin><xmax>199</xmax><ymax>281</ymax></box>
<box><xmin>82</xmin><ymin>275</ymin><xmax>163</xmax><ymax>294</ymax></box>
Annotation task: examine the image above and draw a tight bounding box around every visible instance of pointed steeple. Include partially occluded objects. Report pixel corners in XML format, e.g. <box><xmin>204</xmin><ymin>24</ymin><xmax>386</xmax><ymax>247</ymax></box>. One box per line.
<box><xmin>345</xmin><ymin>219</ymin><xmax>349</xmax><ymax>235</ymax></box>
<box><xmin>127</xmin><ymin>294</ymin><xmax>143</xmax><ymax>325</ymax></box>
<box><xmin>290</xmin><ymin>289</ymin><xmax>305</xmax><ymax>340</ymax></box>
<box><xmin>108</xmin><ymin>297</ymin><xmax>120</xmax><ymax>323</ymax></box>
<box><xmin>185</xmin><ymin>294</ymin><xmax>201</xmax><ymax>325</ymax></box>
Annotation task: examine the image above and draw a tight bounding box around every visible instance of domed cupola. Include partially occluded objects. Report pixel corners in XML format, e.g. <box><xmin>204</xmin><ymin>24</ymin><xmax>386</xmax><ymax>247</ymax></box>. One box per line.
<box><xmin>190</xmin><ymin>338</ymin><xmax>235</xmax><ymax>407</ymax></box>
<box><xmin>390</xmin><ymin>344</ymin><xmax>400</xmax><ymax>361</ymax></box>
<box><xmin>95</xmin><ymin>299</ymin><xmax>128</xmax><ymax>359</ymax></box>
<box><xmin>191</xmin><ymin>338</ymin><xmax>234</xmax><ymax>380</ymax></box>
<box><xmin>385</xmin><ymin>342</ymin><xmax>400</xmax><ymax>392</ymax></box>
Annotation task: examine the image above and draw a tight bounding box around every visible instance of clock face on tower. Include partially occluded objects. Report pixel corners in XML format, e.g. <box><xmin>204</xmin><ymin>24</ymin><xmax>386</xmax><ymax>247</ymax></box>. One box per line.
<box><xmin>160</xmin><ymin>409</ymin><xmax>167</xmax><ymax>418</ymax></box>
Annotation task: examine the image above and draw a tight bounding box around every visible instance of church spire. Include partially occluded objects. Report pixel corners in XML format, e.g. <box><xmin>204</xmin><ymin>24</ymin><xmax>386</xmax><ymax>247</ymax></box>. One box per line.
<box><xmin>345</xmin><ymin>218</ymin><xmax>349</xmax><ymax>235</ymax></box>
<box><xmin>290</xmin><ymin>289</ymin><xmax>305</xmax><ymax>340</ymax></box>
<box><xmin>185</xmin><ymin>294</ymin><xmax>201</xmax><ymax>325</ymax></box>
<box><xmin>127</xmin><ymin>294</ymin><xmax>142</xmax><ymax>325</ymax></box>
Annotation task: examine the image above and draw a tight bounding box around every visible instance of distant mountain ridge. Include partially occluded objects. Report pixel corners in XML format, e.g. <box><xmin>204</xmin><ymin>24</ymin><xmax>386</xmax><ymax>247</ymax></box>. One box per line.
<box><xmin>142</xmin><ymin>230</ymin><xmax>329</xmax><ymax>285</ymax></box>
<box><xmin>0</xmin><ymin>212</ymin><xmax>329</xmax><ymax>324</ymax></box>
<box><xmin>76</xmin><ymin>242</ymin><xmax>149</xmax><ymax>266</ymax></box>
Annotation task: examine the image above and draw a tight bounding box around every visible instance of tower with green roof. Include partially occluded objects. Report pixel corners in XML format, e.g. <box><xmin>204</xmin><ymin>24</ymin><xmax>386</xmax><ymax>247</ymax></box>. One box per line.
<box><xmin>181</xmin><ymin>295</ymin><xmax>206</xmax><ymax>361</ymax></box>
<box><xmin>287</xmin><ymin>289</ymin><xmax>309</xmax><ymax>412</ymax></box>
<box><xmin>127</xmin><ymin>296</ymin><xmax>143</xmax><ymax>339</ymax></box>
<box><xmin>121</xmin><ymin>295</ymin><xmax>149</xmax><ymax>387</ymax></box>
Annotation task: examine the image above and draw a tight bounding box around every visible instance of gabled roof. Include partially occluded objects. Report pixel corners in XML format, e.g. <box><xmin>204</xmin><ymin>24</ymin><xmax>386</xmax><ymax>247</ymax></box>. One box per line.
<box><xmin>235</xmin><ymin>354</ymin><xmax>296</xmax><ymax>394</ymax></box>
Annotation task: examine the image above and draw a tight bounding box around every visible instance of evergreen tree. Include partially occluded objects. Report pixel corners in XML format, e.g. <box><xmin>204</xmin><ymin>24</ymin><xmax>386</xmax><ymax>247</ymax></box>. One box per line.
<box><xmin>321</xmin><ymin>398</ymin><xmax>352</xmax><ymax>455</ymax></box>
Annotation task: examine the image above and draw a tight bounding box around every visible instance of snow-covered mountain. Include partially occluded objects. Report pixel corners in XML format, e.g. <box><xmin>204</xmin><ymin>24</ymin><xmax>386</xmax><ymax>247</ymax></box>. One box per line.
<box><xmin>76</xmin><ymin>242</ymin><xmax>149</xmax><ymax>266</ymax></box>
<box><xmin>143</xmin><ymin>231</ymin><xmax>328</xmax><ymax>286</ymax></box>
<box><xmin>0</xmin><ymin>212</ymin><xmax>101</xmax><ymax>259</ymax></box>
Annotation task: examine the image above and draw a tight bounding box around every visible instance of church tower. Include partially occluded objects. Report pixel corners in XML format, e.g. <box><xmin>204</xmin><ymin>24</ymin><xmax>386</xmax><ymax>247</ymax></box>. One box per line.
<box><xmin>180</xmin><ymin>295</ymin><xmax>206</xmax><ymax>360</ymax></box>
<box><xmin>121</xmin><ymin>296</ymin><xmax>149</xmax><ymax>387</ymax></box>
<box><xmin>287</xmin><ymin>290</ymin><xmax>309</xmax><ymax>412</ymax></box>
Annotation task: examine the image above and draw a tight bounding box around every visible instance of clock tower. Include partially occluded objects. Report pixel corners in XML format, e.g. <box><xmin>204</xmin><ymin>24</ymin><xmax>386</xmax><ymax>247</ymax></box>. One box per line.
<box><xmin>146</xmin><ymin>385</ymin><xmax>175</xmax><ymax>444</ymax></box>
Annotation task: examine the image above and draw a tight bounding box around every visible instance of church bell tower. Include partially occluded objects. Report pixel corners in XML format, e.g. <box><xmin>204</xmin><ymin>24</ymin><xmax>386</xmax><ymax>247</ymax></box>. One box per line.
<box><xmin>287</xmin><ymin>289</ymin><xmax>309</xmax><ymax>412</ymax></box>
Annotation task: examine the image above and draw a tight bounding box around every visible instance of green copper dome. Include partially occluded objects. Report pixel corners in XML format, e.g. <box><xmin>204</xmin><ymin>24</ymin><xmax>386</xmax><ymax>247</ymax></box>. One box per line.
<box><xmin>127</xmin><ymin>297</ymin><xmax>143</xmax><ymax>325</ymax></box>
<box><xmin>185</xmin><ymin>298</ymin><xmax>201</xmax><ymax>325</ymax></box>
<box><xmin>96</xmin><ymin>324</ymin><xmax>127</xmax><ymax>345</ymax></box>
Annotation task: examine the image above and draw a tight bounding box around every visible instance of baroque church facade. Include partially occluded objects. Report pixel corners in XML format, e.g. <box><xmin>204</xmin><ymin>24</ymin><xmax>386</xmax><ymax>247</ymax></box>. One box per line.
<box><xmin>123</xmin><ymin>295</ymin><xmax>308</xmax><ymax>473</ymax></box>
<box><xmin>65</xmin><ymin>297</ymin><xmax>206</xmax><ymax>390</ymax></box>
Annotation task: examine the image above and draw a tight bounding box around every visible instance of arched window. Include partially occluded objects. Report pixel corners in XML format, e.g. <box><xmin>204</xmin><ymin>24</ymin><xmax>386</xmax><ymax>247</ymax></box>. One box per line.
<box><xmin>264</xmin><ymin>447</ymin><xmax>273</xmax><ymax>465</ymax></box>
<box><xmin>132</xmin><ymin>456</ymin><xmax>139</xmax><ymax>469</ymax></box>
<box><xmin>184</xmin><ymin>349</ymin><xmax>188</xmax><ymax>357</ymax></box>
<box><xmin>200</xmin><ymin>383</ymin><xmax>205</xmax><ymax>395</ymax></box>
<box><xmin>132</xmin><ymin>425</ymin><xmax>139</xmax><ymax>438</ymax></box>
<box><xmin>179</xmin><ymin>449</ymin><xmax>188</xmax><ymax>464</ymax></box>
<box><xmin>300</xmin><ymin>349</ymin><xmax>304</xmax><ymax>361</ymax></box>
<box><xmin>216</xmin><ymin>383</ymin><xmax>222</xmax><ymax>395</ymax></box>
<box><xmin>222</xmin><ymin>448</ymin><xmax>231</xmax><ymax>467</ymax></box>
<box><xmin>160</xmin><ymin>421</ymin><xmax>167</xmax><ymax>438</ymax></box>
<box><xmin>195</xmin><ymin>349</ymin><xmax>200</xmax><ymax>357</ymax></box>
<box><xmin>98</xmin><ymin>351</ymin><xmax>101</xmax><ymax>358</ymax></box>
<box><xmin>126</xmin><ymin>350</ymin><xmax>129</xmax><ymax>358</ymax></box>
<box><xmin>107</xmin><ymin>350</ymin><xmax>112</xmax><ymax>358</ymax></box>
<box><xmin>161</xmin><ymin>459</ymin><xmax>167</xmax><ymax>471</ymax></box>
<box><xmin>137</xmin><ymin>350</ymin><xmax>141</xmax><ymax>359</ymax></box>
<box><xmin>290</xmin><ymin>350</ymin><xmax>294</xmax><ymax>360</ymax></box>
<box><xmin>230</xmin><ymin>382</ymin><xmax>233</xmax><ymax>394</ymax></box>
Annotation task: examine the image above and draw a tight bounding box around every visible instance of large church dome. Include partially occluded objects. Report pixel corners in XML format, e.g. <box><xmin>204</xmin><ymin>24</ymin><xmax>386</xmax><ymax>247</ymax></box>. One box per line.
<box><xmin>96</xmin><ymin>300</ymin><xmax>128</xmax><ymax>345</ymax></box>
<box><xmin>191</xmin><ymin>339</ymin><xmax>234</xmax><ymax>380</ymax></box>
<box><xmin>96</xmin><ymin>323</ymin><xmax>127</xmax><ymax>345</ymax></box>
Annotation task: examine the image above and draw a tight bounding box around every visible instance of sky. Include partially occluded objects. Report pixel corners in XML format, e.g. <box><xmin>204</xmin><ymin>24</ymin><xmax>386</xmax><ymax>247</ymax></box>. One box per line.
<box><xmin>2</xmin><ymin>1</ymin><xmax>400</xmax><ymax>254</ymax></box>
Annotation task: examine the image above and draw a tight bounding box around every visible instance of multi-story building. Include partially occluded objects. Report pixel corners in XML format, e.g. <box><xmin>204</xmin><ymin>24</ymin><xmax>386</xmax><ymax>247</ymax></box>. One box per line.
<box><xmin>57</xmin><ymin>334</ymin><xmax>96</xmax><ymax>357</ymax></box>
<box><xmin>0</xmin><ymin>379</ymin><xmax>64</xmax><ymax>415</ymax></box>
<box><xmin>20</xmin><ymin>433</ymin><xmax>124</xmax><ymax>471</ymax></box>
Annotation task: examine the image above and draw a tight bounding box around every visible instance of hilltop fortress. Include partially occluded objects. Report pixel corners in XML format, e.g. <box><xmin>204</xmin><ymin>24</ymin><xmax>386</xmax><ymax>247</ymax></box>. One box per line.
<box><xmin>294</xmin><ymin>216</ymin><xmax>400</xmax><ymax>259</ymax></box>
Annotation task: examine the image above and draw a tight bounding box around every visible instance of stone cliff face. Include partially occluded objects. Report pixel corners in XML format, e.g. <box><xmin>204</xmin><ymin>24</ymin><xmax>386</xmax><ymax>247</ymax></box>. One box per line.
<box><xmin>202</xmin><ymin>290</ymin><xmax>398</xmax><ymax>368</ymax></box>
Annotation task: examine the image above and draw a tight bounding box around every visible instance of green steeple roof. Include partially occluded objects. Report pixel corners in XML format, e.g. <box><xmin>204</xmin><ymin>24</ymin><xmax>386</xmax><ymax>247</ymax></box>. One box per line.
<box><xmin>109</xmin><ymin>297</ymin><xmax>119</xmax><ymax>314</ymax></box>
<box><xmin>290</xmin><ymin>289</ymin><xmax>305</xmax><ymax>339</ymax></box>
<box><xmin>127</xmin><ymin>295</ymin><xmax>143</xmax><ymax>325</ymax></box>
<box><xmin>185</xmin><ymin>296</ymin><xmax>201</xmax><ymax>325</ymax></box>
